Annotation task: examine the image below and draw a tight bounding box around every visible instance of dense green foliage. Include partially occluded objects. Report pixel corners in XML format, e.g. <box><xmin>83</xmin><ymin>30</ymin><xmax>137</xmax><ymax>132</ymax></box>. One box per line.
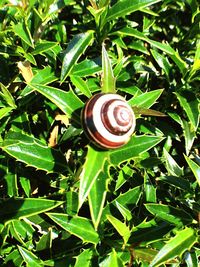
<box><xmin>0</xmin><ymin>0</ymin><xmax>199</xmax><ymax>266</ymax></box>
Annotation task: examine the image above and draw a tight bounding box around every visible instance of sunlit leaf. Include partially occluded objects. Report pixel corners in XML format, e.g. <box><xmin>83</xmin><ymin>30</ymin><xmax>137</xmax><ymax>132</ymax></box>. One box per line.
<box><xmin>150</xmin><ymin>228</ymin><xmax>198</xmax><ymax>267</ymax></box>
<box><xmin>101</xmin><ymin>44</ymin><xmax>116</xmax><ymax>93</ymax></box>
<box><xmin>61</xmin><ymin>31</ymin><xmax>94</xmax><ymax>82</ymax></box>
<box><xmin>47</xmin><ymin>213</ymin><xmax>99</xmax><ymax>244</ymax></box>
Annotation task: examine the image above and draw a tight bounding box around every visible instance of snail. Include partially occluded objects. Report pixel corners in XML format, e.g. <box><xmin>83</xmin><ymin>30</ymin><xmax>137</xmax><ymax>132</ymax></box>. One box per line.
<box><xmin>81</xmin><ymin>93</ymin><xmax>136</xmax><ymax>149</ymax></box>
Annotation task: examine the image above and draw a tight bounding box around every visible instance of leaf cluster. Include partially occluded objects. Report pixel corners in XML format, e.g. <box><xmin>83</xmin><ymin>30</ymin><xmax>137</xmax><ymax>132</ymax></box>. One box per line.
<box><xmin>0</xmin><ymin>0</ymin><xmax>199</xmax><ymax>266</ymax></box>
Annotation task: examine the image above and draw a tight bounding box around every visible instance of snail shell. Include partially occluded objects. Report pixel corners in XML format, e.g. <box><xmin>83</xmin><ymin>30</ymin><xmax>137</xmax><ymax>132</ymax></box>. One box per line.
<box><xmin>81</xmin><ymin>93</ymin><xmax>136</xmax><ymax>149</ymax></box>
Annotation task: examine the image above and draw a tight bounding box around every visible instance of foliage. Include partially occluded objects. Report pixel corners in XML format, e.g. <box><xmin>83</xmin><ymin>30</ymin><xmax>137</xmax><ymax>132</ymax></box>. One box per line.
<box><xmin>0</xmin><ymin>0</ymin><xmax>199</xmax><ymax>266</ymax></box>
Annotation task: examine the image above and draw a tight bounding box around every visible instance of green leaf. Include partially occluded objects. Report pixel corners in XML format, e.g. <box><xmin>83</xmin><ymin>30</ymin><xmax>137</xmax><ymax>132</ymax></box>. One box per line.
<box><xmin>13</xmin><ymin>22</ymin><xmax>34</xmax><ymax>48</ymax></box>
<box><xmin>20</xmin><ymin>176</ymin><xmax>31</xmax><ymax>197</ymax></box>
<box><xmin>107</xmin><ymin>215</ymin><xmax>131</xmax><ymax>246</ymax></box>
<box><xmin>149</xmin><ymin>228</ymin><xmax>198</xmax><ymax>267</ymax></box>
<box><xmin>176</xmin><ymin>91</ymin><xmax>200</xmax><ymax>130</ymax></box>
<box><xmin>128</xmin><ymin>89</ymin><xmax>163</xmax><ymax>108</ymax></box>
<box><xmin>20</xmin><ymin>67</ymin><xmax>57</xmax><ymax>97</ymax></box>
<box><xmin>145</xmin><ymin>203</ymin><xmax>195</xmax><ymax>226</ymax></box>
<box><xmin>163</xmin><ymin>148</ymin><xmax>184</xmax><ymax>177</ymax></box>
<box><xmin>117</xmin><ymin>27</ymin><xmax>174</xmax><ymax>54</ymax></box>
<box><xmin>28</xmin><ymin>83</ymin><xmax>83</xmax><ymax>123</ymax></box>
<box><xmin>4</xmin><ymin>249</ymin><xmax>23</xmax><ymax>266</ymax></box>
<box><xmin>99</xmin><ymin>249</ymin><xmax>124</xmax><ymax>267</ymax></box>
<box><xmin>79</xmin><ymin>146</ymin><xmax>108</xmax><ymax>208</ymax></box>
<box><xmin>71</xmin><ymin>58</ymin><xmax>101</xmax><ymax>77</ymax></box>
<box><xmin>130</xmin><ymin>220</ymin><xmax>173</xmax><ymax>244</ymax></box>
<box><xmin>0</xmin><ymin>82</ymin><xmax>16</xmax><ymax>108</ymax></box>
<box><xmin>89</xmin><ymin>169</ymin><xmax>108</xmax><ymax>230</ymax></box>
<box><xmin>114</xmin><ymin>186</ymin><xmax>141</xmax><ymax>208</ymax></box>
<box><xmin>70</xmin><ymin>75</ymin><xmax>92</xmax><ymax>98</ymax></box>
<box><xmin>47</xmin><ymin>213</ymin><xmax>99</xmax><ymax>244</ymax></box>
<box><xmin>190</xmin><ymin>43</ymin><xmax>200</xmax><ymax>78</ymax></box>
<box><xmin>103</xmin><ymin>186</ymin><xmax>141</xmax><ymax>221</ymax></box>
<box><xmin>74</xmin><ymin>249</ymin><xmax>93</xmax><ymax>267</ymax></box>
<box><xmin>18</xmin><ymin>246</ymin><xmax>44</xmax><ymax>267</ymax></box>
<box><xmin>181</xmin><ymin>119</ymin><xmax>196</xmax><ymax>156</ymax></box>
<box><xmin>61</xmin><ymin>31</ymin><xmax>94</xmax><ymax>82</ymax></box>
<box><xmin>157</xmin><ymin>176</ymin><xmax>192</xmax><ymax>192</ymax></box>
<box><xmin>0</xmin><ymin>107</ymin><xmax>14</xmax><ymax>120</ymax></box>
<box><xmin>2</xmin><ymin>131</ymin><xmax>68</xmax><ymax>173</ymax></box>
<box><xmin>10</xmin><ymin>220</ymin><xmax>34</xmax><ymax>245</ymax></box>
<box><xmin>109</xmin><ymin>135</ymin><xmax>164</xmax><ymax>165</ymax></box>
<box><xmin>116</xmin><ymin>27</ymin><xmax>187</xmax><ymax>74</ymax></box>
<box><xmin>106</xmin><ymin>0</ymin><xmax>162</xmax><ymax>22</ymax></box>
<box><xmin>32</xmin><ymin>41</ymin><xmax>59</xmax><ymax>55</ymax></box>
<box><xmin>134</xmin><ymin>248</ymin><xmax>159</xmax><ymax>263</ymax></box>
<box><xmin>185</xmin><ymin>251</ymin><xmax>199</xmax><ymax>267</ymax></box>
<box><xmin>101</xmin><ymin>44</ymin><xmax>116</xmax><ymax>93</ymax></box>
<box><xmin>36</xmin><ymin>230</ymin><xmax>52</xmax><ymax>251</ymax></box>
<box><xmin>184</xmin><ymin>155</ymin><xmax>200</xmax><ymax>187</ymax></box>
<box><xmin>144</xmin><ymin>172</ymin><xmax>156</xmax><ymax>203</ymax></box>
<box><xmin>151</xmin><ymin>49</ymin><xmax>171</xmax><ymax>78</ymax></box>
<box><xmin>0</xmin><ymin>198</ymin><xmax>63</xmax><ymax>224</ymax></box>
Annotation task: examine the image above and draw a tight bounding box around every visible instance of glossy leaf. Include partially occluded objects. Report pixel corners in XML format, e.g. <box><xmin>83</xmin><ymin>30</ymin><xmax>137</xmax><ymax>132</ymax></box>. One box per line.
<box><xmin>114</xmin><ymin>186</ymin><xmax>141</xmax><ymax>208</ymax></box>
<box><xmin>70</xmin><ymin>75</ymin><xmax>92</xmax><ymax>97</ymax></box>
<box><xmin>66</xmin><ymin>191</ymin><xmax>79</xmax><ymax>216</ymax></box>
<box><xmin>163</xmin><ymin>148</ymin><xmax>184</xmax><ymax>177</ymax></box>
<box><xmin>4</xmin><ymin>249</ymin><xmax>23</xmax><ymax>266</ymax></box>
<box><xmin>151</xmin><ymin>49</ymin><xmax>171</xmax><ymax>78</ymax></box>
<box><xmin>47</xmin><ymin>213</ymin><xmax>99</xmax><ymax>244</ymax></box>
<box><xmin>150</xmin><ymin>228</ymin><xmax>198</xmax><ymax>267</ymax></box>
<box><xmin>128</xmin><ymin>89</ymin><xmax>163</xmax><ymax>108</ymax></box>
<box><xmin>185</xmin><ymin>251</ymin><xmax>199</xmax><ymax>267</ymax></box>
<box><xmin>32</xmin><ymin>41</ymin><xmax>58</xmax><ymax>55</ymax></box>
<box><xmin>184</xmin><ymin>155</ymin><xmax>200</xmax><ymax>186</ymax></box>
<box><xmin>176</xmin><ymin>91</ymin><xmax>200</xmax><ymax>130</ymax></box>
<box><xmin>61</xmin><ymin>31</ymin><xmax>94</xmax><ymax>82</ymax></box>
<box><xmin>144</xmin><ymin>172</ymin><xmax>156</xmax><ymax>203</ymax></box>
<box><xmin>20</xmin><ymin>67</ymin><xmax>57</xmax><ymax>97</ymax></box>
<box><xmin>71</xmin><ymin>58</ymin><xmax>101</xmax><ymax>77</ymax></box>
<box><xmin>134</xmin><ymin>248</ymin><xmax>159</xmax><ymax>263</ymax></box>
<box><xmin>103</xmin><ymin>186</ymin><xmax>141</xmax><ymax>221</ymax></box>
<box><xmin>145</xmin><ymin>203</ymin><xmax>194</xmax><ymax>226</ymax></box>
<box><xmin>116</xmin><ymin>27</ymin><xmax>187</xmax><ymax>74</ymax></box>
<box><xmin>36</xmin><ymin>230</ymin><xmax>52</xmax><ymax>251</ymax></box>
<box><xmin>157</xmin><ymin>176</ymin><xmax>192</xmax><ymax>192</ymax></box>
<box><xmin>79</xmin><ymin>146</ymin><xmax>108</xmax><ymax>208</ymax></box>
<box><xmin>10</xmin><ymin>220</ymin><xmax>34</xmax><ymax>245</ymax></box>
<box><xmin>106</xmin><ymin>0</ymin><xmax>162</xmax><ymax>22</ymax></box>
<box><xmin>18</xmin><ymin>245</ymin><xmax>44</xmax><ymax>267</ymax></box>
<box><xmin>107</xmin><ymin>215</ymin><xmax>131</xmax><ymax>245</ymax></box>
<box><xmin>0</xmin><ymin>82</ymin><xmax>16</xmax><ymax>108</ymax></box>
<box><xmin>109</xmin><ymin>135</ymin><xmax>164</xmax><ymax>165</ymax></box>
<box><xmin>13</xmin><ymin>22</ymin><xmax>34</xmax><ymax>48</ymax></box>
<box><xmin>101</xmin><ymin>44</ymin><xmax>116</xmax><ymax>93</ymax></box>
<box><xmin>182</xmin><ymin>119</ymin><xmax>196</xmax><ymax>156</ymax></box>
<box><xmin>0</xmin><ymin>107</ymin><xmax>14</xmax><ymax>120</ymax></box>
<box><xmin>130</xmin><ymin>220</ymin><xmax>173</xmax><ymax>244</ymax></box>
<box><xmin>74</xmin><ymin>249</ymin><xmax>93</xmax><ymax>267</ymax></box>
<box><xmin>0</xmin><ymin>198</ymin><xmax>63</xmax><ymax>224</ymax></box>
<box><xmin>99</xmin><ymin>249</ymin><xmax>124</xmax><ymax>267</ymax></box>
<box><xmin>28</xmin><ymin>83</ymin><xmax>83</xmax><ymax>122</ymax></box>
<box><xmin>88</xmin><ymin>169</ymin><xmax>108</xmax><ymax>230</ymax></box>
<box><xmin>2</xmin><ymin>131</ymin><xmax>68</xmax><ymax>173</ymax></box>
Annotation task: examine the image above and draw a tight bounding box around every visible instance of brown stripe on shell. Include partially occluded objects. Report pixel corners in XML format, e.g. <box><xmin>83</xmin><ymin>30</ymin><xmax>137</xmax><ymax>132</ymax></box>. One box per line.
<box><xmin>113</xmin><ymin>106</ymin><xmax>133</xmax><ymax>126</ymax></box>
<box><xmin>101</xmin><ymin>101</ymin><xmax>132</xmax><ymax>135</ymax></box>
<box><xmin>81</xmin><ymin>93</ymin><xmax>133</xmax><ymax>149</ymax></box>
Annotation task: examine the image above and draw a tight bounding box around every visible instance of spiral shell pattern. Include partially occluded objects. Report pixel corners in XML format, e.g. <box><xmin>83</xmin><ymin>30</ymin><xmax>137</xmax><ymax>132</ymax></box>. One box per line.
<box><xmin>81</xmin><ymin>93</ymin><xmax>136</xmax><ymax>149</ymax></box>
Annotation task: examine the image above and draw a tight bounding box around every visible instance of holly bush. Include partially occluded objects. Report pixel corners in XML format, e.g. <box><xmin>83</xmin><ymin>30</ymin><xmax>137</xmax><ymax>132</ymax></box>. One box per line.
<box><xmin>0</xmin><ymin>0</ymin><xmax>199</xmax><ymax>266</ymax></box>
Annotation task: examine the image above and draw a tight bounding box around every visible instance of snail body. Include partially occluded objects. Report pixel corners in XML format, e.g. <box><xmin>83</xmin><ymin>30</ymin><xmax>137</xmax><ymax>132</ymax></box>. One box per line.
<box><xmin>81</xmin><ymin>93</ymin><xmax>135</xmax><ymax>149</ymax></box>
